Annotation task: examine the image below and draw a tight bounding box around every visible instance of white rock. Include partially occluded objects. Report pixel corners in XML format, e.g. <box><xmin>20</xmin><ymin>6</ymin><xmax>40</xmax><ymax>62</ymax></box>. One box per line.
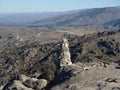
<box><xmin>0</xmin><ymin>85</ymin><xmax>4</xmax><ymax>90</ymax></box>
<box><xmin>84</xmin><ymin>66</ymin><xmax>90</xmax><ymax>70</ymax></box>
<box><xmin>60</xmin><ymin>38</ymin><xmax>72</xmax><ymax>67</ymax></box>
<box><xmin>20</xmin><ymin>75</ymin><xmax>30</xmax><ymax>83</ymax></box>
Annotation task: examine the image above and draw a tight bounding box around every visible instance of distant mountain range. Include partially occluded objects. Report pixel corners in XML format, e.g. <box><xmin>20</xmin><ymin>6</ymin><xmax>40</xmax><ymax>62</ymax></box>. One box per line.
<box><xmin>0</xmin><ymin>12</ymin><xmax>66</xmax><ymax>25</ymax></box>
<box><xmin>0</xmin><ymin>7</ymin><xmax>120</xmax><ymax>30</ymax></box>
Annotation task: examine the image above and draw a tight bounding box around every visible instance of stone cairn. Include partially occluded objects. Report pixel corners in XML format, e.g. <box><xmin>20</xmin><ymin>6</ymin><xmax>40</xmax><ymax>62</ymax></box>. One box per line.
<box><xmin>60</xmin><ymin>38</ymin><xmax>72</xmax><ymax>67</ymax></box>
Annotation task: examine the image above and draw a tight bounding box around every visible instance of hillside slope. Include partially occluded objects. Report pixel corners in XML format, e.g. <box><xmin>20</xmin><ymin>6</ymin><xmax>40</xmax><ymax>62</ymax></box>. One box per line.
<box><xmin>0</xmin><ymin>29</ymin><xmax>120</xmax><ymax>89</ymax></box>
<box><xmin>32</xmin><ymin>7</ymin><xmax>120</xmax><ymax>30</ymax></box>
<box><xmin>0</xmin><ymin>7</ymin><xmax>120</xmax><ymax>30</ymax></box>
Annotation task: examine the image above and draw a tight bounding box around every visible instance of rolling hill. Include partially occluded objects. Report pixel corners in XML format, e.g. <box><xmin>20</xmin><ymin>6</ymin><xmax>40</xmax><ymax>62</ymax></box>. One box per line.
<box><xmin>31</xmin><ymin>7</ymin><xmax>120</xmax><ymax>30</ymax></box>
<box><xmin>0</xmin><ymin>6</ymin><xmax>120</xmax><ymax>30</ymax></box>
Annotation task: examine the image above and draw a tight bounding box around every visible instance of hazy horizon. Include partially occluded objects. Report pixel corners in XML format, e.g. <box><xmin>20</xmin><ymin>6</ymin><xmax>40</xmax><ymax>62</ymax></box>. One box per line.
<box><xmin>0</xmin><ymin>6</ymin><xmax>120</xmax><ymax>14</ymax></box>
<box><xmin>0</xmin><ymin>0</ymin><xmax>120</xmax><ymax>13</ymax></box>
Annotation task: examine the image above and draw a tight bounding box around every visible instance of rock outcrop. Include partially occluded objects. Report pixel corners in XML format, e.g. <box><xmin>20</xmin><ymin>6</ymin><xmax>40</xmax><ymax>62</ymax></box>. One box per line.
<box><xmin>20</xmin><ymin>75</ymin><xmax>47</xmax><ymax>90</ymax></box>
<box><xmin>60</xmin><ymin>38</ymin><xmax>72</xmax><ymax>67</ymax></box>
<box><xmin>33</xmin><ymin>79</ymin><xmax>48</xmax><ymax>90</ymax></box>
<box><xmin>3</xmin><ymin>75</ymin><xmax>47</xmax><ymax>90</ymax></box>
<box><xmin>3</xmin><ymin>80</ymin><xmax>33</xmax><ymax>90</ymax></box>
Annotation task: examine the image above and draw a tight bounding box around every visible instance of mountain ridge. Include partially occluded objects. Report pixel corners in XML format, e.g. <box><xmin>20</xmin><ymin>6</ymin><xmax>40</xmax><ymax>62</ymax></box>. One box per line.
<box><xmin>0</xmin><ymin>6</ymin><xmax>120</xmax><ymax>30</ymax></box>
<box><xmin>32</xmin><ymin>7</ymin><xmax>120</xmax><ymax>30</ymax></box>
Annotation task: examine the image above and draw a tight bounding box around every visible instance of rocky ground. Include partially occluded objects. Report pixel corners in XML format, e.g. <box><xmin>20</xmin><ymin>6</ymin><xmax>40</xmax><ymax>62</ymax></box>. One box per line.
<box><xmin>52</xmin><ymin>62</ymin><xmax>120</xmax><ymax>90</ymax></box>
<box><xmin>0</xmin><ymin>29</ymin><xmax>120</xmax><ymax>90</ymax></box>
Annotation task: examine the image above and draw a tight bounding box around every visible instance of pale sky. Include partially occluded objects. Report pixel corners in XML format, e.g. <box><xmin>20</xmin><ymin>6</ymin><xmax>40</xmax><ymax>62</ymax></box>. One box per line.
<box><xmin>0</xmin><ymin>0</ymin><xmax>120</xmax><ymax>13</ymax></box>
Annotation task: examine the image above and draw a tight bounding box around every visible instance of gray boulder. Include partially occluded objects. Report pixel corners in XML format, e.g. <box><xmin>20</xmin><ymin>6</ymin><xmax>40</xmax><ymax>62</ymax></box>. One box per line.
<box><xmin>20</xmin><ymin>75</ymin><xmax>47</xmax><ymax>90</ymax></box>
<box><xmin>3</xmin><ymin>80</ymin><xmax>33</xmax><ymax>90</ymax></box>
<box><xmin>33</xmin><ymin>79</ymin><xmax>48</xmax><ymax>90</ymax></box>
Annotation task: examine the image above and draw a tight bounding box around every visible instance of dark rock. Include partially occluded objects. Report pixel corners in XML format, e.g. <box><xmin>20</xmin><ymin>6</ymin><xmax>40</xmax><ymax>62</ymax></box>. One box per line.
<box><xmin>105</xmin><ymin>78</ymin><xmax>117</xmax><ymax>83</ymax></box>
<box><xmin>112</xmin><ymin>87</ymin><xmax>120</xmax><ymax>90</ymax></box>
